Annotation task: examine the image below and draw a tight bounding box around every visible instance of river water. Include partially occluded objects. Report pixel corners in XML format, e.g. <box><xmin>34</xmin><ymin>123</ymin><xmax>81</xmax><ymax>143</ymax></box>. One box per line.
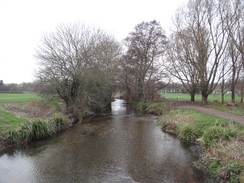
<box><xmin>0</xmin><ymin>99</ymin><xmax>211</xmax><ymax>183</ymax></box>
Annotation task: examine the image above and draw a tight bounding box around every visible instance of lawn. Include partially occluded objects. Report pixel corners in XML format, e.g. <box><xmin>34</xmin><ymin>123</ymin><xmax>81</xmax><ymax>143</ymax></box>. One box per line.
<box><xmin>162</xmin><ymin>93</ymin><xmax>241</xmax><ymax>103</ymax></box>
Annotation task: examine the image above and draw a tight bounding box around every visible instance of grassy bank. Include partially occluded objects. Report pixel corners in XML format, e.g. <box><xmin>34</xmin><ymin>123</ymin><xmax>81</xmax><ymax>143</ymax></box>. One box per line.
<box><xmin>0</xmin><ymin>94</ymin><xmax>68</xmax><ymax>150</ymax></box>
<box><xmin>160</xmin><ymin>109</ymin><xmax>244</xmax><ymax>183</ymax></box>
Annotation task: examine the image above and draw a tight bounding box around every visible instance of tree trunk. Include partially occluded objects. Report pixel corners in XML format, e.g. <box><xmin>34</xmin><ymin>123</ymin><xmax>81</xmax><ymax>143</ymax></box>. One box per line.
<box><xmin>241</xmin><ymin>85</ymin><xmax>244</xmax><ymax>103</ymax></box>
<box><xmin>202</xmin><ymin>94</ymin><xmax>208</xmax><ymax>105</ymax></box>
<box><xmin>221</xmin><ymin>76</ymin><xmax>225</xmax><ymax>104</ymax></box>
<box><xmin>231</xmin><ymin>90</ymin><xmax>235</xmax><ymax>103</ymax></box>
<box><xmin>231</xmin><ymin>81</ymin><xmax>236</xmax><ymax>103</ymax></box>
<box><xmin>190</xmin><ymin>93</ymin><xmax>195</xmax><ymax>102</ymax></box>
<box><xmin>221</xmin><ymin>93</ymin><xmax>225</xmax><ymax>104</ymax></box>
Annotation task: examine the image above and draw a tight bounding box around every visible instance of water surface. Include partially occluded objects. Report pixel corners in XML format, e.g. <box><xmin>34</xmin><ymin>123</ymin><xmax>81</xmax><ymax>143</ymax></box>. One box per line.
<box><xmin>0</xmin><ymin>99</ymin><xmax>210</xmax><ymax>183</ymax></box>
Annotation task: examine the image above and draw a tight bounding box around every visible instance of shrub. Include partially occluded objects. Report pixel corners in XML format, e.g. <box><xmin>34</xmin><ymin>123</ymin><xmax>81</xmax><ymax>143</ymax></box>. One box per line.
<box><xmin>137</xmin><ymin>102</ymin><xmax>150</xmax><ymax>113</ymax></box>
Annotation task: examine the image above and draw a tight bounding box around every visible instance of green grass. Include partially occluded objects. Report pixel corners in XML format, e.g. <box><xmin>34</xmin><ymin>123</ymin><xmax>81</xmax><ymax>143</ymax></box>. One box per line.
<box><xmin>0</xmin><ymin>110</ymin><xmax>27</xmax><ymax>135</ymax></box>
<box><xmin>0</xmin><ymin>94</ymin><xmax>41</xmax><ymax>106</ymax></box>
<box><xmin>161</xmin><ymin>93</ymin><xmax>241</xmax><ymax>103</ymax></box>
<box><xmin>0</xmin><ymin>94</ymin><xmax>67</xmax><ymax>145</ymax></box>
<box><xmin>137</xmin><ymin>102</ymin><xmax>173</xmax><ymax>115</ymax></box>
<box><xmin>0</xmin><ymin>94</ymin><xmax>42</xmax><ymax>135</ymax></box>
<box><xmin>161</xmin><ymin>93</ymin><xmax>244</xmax><ymax>115</ymax></box>
<box><xmin>208</xmin><ymin>103</ymin><xmax>244</xmax><ymax>116</ymax></box>
<box><xmin>161</xmin><ymin>109</ymin><xmax>244</xmax><ymax>182</ymax></box>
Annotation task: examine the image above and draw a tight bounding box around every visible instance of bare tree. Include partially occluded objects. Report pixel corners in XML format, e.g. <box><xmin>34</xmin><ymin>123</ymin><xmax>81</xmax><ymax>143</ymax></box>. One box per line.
<box><xmin>170</xmin><ymin>0</ymin><xmax>229</xmax><ymax>104</ymax></box>
<box><xmin>237</xmin><ymin>74</ymin><xmax>244</xmax><ymax>103</ymax></box>
<box><xmin>224</xmin><ymin>0</ymin><xmax>244</xmax><ymax>103</ymax></box>
<box><xmin>121</xmin><ymin>20</ymin><xmax>168</xmax><ymax>102</ymax></box>
<box><xmin>225</xmin><ymin>0</ymin><xmax>244</xmax><ymax>64</ymax></box>
<box><xmin>35</xmin><ymin>23</ymin><xmax>122</xmax><ymax>122</ymax></box>
<box><xmin>166</xmin><ymin>29</ymin><xmax>199</xmax><ymax>101</ymax></box>
<box><xmin>227</xmin><ymin>41</ymin><xmax>243</xmax><ymax>103</ymax></box>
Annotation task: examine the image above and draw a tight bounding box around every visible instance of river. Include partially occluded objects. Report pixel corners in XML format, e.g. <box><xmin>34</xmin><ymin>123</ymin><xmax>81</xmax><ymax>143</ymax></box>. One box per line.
<box><xmin>0</xmin><ymin>99</ymin><xmax>211</xmax><ymax>183</ymax></box>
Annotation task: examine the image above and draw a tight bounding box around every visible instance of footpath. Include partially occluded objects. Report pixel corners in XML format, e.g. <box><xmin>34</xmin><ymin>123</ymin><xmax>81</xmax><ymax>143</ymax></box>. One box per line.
<box><xmin>174</xmin><ymin>101</ymin><xmax>244</xmax><ymax>125</ymax></box>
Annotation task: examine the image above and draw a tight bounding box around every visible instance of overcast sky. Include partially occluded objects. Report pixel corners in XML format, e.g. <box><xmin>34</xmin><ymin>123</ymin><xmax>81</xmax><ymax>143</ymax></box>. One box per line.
<box><xmin>0</xmin><ymin>0</ymin><xmax>187</xmax><ymax>84</ymax></box>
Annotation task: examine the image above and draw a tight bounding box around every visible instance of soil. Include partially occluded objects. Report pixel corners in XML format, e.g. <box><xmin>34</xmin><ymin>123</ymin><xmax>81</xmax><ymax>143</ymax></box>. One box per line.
<box><xmin>172</xmin><ymin>101</ymin><xmax>244</xmax><ymax>125</ymax></box>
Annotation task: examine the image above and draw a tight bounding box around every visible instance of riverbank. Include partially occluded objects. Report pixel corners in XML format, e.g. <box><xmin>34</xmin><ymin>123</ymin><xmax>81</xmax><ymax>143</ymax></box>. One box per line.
<box><xmin>0</xmin><ymin>98</ymin><xmax>69</xmax><ymax>152</ymax></box>
<box><xmin>160</xmin><ymin>108</ymin><xmax>244</xmax><ymax>183</ymax></box>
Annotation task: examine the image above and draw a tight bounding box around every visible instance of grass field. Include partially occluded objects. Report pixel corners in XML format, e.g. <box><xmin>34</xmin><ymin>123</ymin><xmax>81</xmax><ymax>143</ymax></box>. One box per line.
<box><xmin>0</xmin><ymin>93</ymin><xmax>41</xmax><ymax>105</ymax></box>
<box><xmin>0</xmin><ymin>94</ymin><xmax>41</xmax><ymax>135</ymax></box>
<box><xmin>162</xmin><ymin>93</ymin><xmax>241</xmax><ymax>103</ymax></box>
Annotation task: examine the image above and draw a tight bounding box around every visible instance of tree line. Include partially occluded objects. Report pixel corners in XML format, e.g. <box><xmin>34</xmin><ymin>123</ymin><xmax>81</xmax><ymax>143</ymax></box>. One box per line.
<box><xmin>0</xmin><ymin>82</ymin><xmax>35</xmax><ymax>93</ymax></box>
<box><xmin>16</xmin><ymin>0</ymin><xmax>243</xmax><ymax>122</ymax></box>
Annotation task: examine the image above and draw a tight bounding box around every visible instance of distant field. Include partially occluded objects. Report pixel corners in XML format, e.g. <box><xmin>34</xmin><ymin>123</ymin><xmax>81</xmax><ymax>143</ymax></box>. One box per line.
<box><xmin>0</xmin><ymin>94</ymin><xmax>42</xmax><ymax>136</ymax></box>
<box><xmin>161</xmin><ymin>93</ymin><xmax>241</xmax><ymax>103</ymax></box>
<box><xmin>0</xmin><ymin>94</ymin><xmax>41</xmax><ymax>105</ymax></box>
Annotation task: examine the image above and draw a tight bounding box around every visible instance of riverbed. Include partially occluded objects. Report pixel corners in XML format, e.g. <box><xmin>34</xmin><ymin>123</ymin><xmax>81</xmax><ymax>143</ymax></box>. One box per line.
<box><xmin>0</xmin><ymin>99</ymin><xmax>211</xmax><ymax>183</ymax></box>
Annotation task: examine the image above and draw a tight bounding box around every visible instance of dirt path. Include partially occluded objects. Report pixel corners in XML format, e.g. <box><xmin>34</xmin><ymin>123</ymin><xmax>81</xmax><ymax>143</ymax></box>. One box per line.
<box><xmin>173</xmin><ymin>101</ymin><xmax>244</xmax><ymax>125</ymax></box>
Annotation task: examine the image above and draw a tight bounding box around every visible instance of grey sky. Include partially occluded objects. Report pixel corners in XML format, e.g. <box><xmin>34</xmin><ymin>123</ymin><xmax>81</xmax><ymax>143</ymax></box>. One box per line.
<box><xmin>0</xmin><ymin>0</ymin><xmax>187</xmax><ymax>84</ymax></box>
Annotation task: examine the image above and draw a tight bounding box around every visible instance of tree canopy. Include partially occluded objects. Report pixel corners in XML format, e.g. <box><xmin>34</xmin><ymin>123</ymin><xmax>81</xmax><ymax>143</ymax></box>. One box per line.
<box><xmin>35</xmin><ymin>23</ymin><xmax>122</xmax><ymax>122</ymax></box>
<box><xmin>120</xmin><ymin>20</ymin><xmax>168</xmax><ymax>102</ymax></box>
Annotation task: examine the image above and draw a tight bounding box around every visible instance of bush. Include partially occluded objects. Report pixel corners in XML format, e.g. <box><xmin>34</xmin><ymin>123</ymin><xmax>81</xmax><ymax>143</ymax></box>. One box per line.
<box><xmin>137</xmin><ymin>102</ymin><xmax>150</xmax><ymax>113</ymax></box>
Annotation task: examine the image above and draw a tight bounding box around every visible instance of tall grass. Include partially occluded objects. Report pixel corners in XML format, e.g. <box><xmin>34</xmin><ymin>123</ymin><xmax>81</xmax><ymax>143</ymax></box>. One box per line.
<box><xmin>6</xmin><ymin>115</ymin><xmax>67</xmax><ymax>144</ymax></box>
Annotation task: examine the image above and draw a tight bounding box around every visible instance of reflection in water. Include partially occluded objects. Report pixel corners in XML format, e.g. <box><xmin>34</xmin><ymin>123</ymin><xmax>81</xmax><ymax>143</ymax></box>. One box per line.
<box><xmin>0</xmin><ymin>99</ymin><xmax>211</xmax><ymax>183</ymax></box>
<box><xmin>111</xmin><ymin>99</ymin><xmax>126</xmax><ymax>115</ymax></box>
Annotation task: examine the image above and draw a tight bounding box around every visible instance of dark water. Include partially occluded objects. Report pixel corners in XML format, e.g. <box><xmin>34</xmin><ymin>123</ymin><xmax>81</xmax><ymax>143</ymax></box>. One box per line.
<box><xmin>0</xmin><ymin>99</ymin><xmax>211</xmax><ymax>183</ymax></box>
